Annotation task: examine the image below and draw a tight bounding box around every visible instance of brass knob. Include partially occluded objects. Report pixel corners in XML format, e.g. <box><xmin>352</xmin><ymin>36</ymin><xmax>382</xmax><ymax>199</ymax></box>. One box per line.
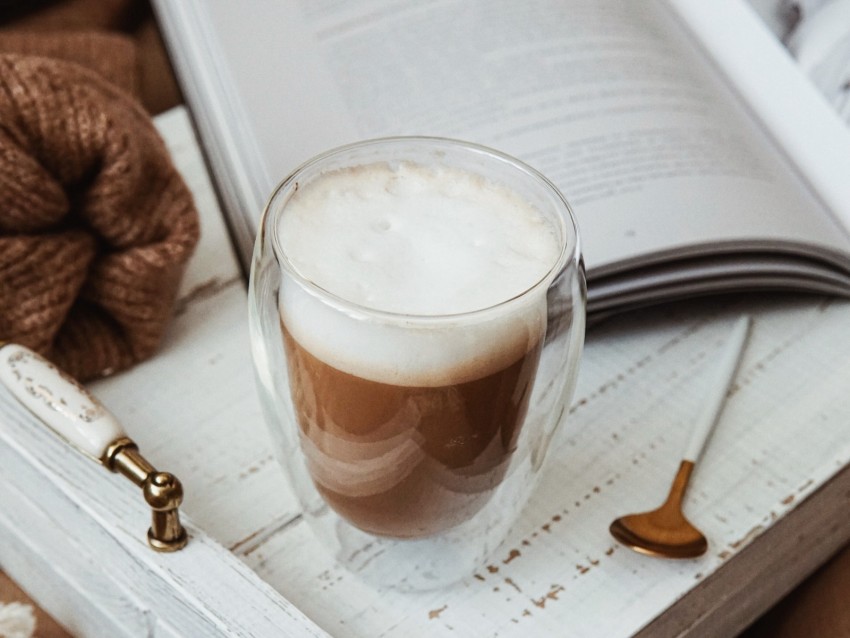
<box><xmin>108</xmin><ymin>438</ymin><xmax>189</xmax><ymax>552</ymax></box>
<box><xmin>144</xmin><ymin>472</ymin><xmax>188</xmax><ymax>552</ymax></box>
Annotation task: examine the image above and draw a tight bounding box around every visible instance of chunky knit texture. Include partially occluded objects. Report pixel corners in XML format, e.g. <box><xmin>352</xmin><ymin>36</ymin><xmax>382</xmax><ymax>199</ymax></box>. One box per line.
<box><xmin>0</xmin><ymin>42</ymin><xmax>199</xmax><ymax>380</ymax></box>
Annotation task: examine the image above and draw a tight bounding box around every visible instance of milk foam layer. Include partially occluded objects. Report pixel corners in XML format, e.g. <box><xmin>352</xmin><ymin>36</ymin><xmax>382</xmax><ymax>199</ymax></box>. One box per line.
<box><xmin>279</xmin><ymin>162</ymin><xmax>560</xmax><ymax>315</ymax></box>
<box><xmin>276</xmin><ymin>160</ymin><xmax>563</xmax><ymax>386</ymax></box>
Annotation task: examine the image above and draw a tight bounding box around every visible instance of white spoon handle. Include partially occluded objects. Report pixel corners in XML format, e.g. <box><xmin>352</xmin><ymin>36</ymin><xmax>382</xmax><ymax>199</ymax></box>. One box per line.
<box><xmin>682</xmin><ymin>315</ymin><xmax>751</xmax><ymax>463</ymax></box>
<box><xmin>0</xmin><ymin>343</ymin><xmax>125</xmax><ymax>463</ymax></box>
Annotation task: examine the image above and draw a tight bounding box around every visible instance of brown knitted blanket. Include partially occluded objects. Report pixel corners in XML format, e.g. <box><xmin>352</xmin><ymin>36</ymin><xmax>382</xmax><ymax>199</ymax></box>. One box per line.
<box><xmin>0</xmin><ymin>33</ymin><xmax>199</xmax><ymax>380</ymax></box>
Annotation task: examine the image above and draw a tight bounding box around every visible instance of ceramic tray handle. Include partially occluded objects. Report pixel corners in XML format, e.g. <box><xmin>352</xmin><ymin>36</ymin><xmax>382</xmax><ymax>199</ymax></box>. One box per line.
<box><xmin>0</xmin><ymin>343</ymin><xmax>125</xmax><ymax>463</ymax></box>
<box><xmin>0</xmin><ymin>342</ymin><xmax>188</xmax><ymax>552</ymax></box>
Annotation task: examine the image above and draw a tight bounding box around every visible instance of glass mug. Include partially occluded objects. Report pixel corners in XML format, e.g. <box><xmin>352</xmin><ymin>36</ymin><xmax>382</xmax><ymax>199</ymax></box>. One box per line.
<box><xmin>248</xmin><ymin>137</ymin><xmax>585</xmax><ymax>590</ymax></box>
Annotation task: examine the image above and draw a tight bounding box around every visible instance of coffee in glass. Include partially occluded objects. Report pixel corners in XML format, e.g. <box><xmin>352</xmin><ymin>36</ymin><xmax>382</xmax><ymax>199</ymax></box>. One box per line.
<box><xmin>249</xmin><ymin>138</ymin><xmax>584</xmax><ymax>589</ymax></box>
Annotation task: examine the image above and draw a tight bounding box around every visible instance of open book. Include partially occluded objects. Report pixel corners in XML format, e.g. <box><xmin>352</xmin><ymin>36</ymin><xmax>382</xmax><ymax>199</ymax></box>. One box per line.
<box><xmin>153</xmin><ymin>0</ymin><xmax>850</xmax><ymax>316</ymax></box>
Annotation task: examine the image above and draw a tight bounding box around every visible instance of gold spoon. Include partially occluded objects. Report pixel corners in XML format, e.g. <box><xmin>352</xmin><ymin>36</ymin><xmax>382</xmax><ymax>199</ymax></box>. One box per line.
<box><xmin>609</xmin><ymin>315</ymin><xmax>752</xmax><ymax>559</ymax></box>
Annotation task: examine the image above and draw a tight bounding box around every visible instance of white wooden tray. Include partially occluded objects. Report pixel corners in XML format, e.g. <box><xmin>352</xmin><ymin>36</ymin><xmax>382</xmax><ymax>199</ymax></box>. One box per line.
<box><xmin>1</xmin><ymin>108</ymin><xmax>848</xmax><ymax>637</ymax></box>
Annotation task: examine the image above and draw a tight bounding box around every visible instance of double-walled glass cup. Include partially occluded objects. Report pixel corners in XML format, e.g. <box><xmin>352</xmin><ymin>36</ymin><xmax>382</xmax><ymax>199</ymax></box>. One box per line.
<box><xmin>248</xmin><ymin>138</ymin><xmax>585</xmax><ymax>590</ymax></box>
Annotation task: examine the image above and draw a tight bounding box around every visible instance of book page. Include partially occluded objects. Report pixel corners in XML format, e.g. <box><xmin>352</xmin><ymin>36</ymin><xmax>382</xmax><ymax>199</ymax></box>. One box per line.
<box><xmin>668</xmin><ymin>0</ymin><xmax>850</xmax><ymax>241</ymax></box>
<box><xmin>201</xmin><ymin>0</ymin><xmax>850</xmax><ymax>279</ymax></box>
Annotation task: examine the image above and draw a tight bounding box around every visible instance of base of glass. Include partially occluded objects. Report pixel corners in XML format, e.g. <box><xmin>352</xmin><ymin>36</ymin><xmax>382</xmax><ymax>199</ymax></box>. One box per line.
<box><xmin>306</xmin><ymin>457</ymin><xmax>533</xmax><ymax>591</ymax></box>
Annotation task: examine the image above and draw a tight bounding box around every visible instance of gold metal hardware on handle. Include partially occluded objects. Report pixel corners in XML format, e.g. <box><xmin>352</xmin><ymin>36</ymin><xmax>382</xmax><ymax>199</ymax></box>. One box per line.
<box><xmin>104</xmin><ymin>437</ymin><xmax>188</xmax><ymax>552</ymax></box>
<box><xmin>0</xmin><ymin>342</ymin><xmax>189</xmax><ymax>552</ymax></box>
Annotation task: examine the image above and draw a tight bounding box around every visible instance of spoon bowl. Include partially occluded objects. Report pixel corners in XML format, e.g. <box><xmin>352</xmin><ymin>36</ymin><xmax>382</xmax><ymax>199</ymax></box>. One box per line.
<box><xmin>609</xmin><ymin>460</ymin><xmax>708</xmax><ymax>558</ymax></box>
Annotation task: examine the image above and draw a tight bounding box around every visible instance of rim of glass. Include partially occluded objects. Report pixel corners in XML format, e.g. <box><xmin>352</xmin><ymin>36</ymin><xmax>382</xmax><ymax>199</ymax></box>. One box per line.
<box><xmin>266</xmin><ymin>136</ymin><xmax>582</xmax><ymax>322</ymax></box>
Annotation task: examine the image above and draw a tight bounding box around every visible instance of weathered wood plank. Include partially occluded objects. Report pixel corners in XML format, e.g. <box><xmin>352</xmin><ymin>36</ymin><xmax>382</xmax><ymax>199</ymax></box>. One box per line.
<box><xmin>638</xmin><ymin>462</ymin><xmax>850</xmax><ymax>637</ymax></box>
<box><xmin>0</xmin><ymin>388</ymin><xmax>327</xmax><ymax>637</ymax></box>
<box><xmin>0</xmin><ymin>483</ymin><xmax>144</xmax><ymax>638</ymax></box>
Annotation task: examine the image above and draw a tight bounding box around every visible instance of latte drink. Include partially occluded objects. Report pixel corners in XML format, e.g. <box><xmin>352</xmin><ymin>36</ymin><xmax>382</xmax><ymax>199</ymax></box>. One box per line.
<box><xmin>276</xmin><ymin>160</ymin><xmax>562</xmax><ymax>539</ymax></box>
